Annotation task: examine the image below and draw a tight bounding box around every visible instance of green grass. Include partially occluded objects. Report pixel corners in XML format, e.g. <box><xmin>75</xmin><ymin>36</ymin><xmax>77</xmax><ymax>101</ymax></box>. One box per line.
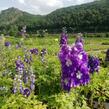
<box><xmin>7</xmin><ymin>36</ymin><xmax>109</xmax><ymax>52</ymax></box>
<box><xmin>7</xmin><ymin>36</ymin><xmax>109</xmax><ymax>58</ymax></box>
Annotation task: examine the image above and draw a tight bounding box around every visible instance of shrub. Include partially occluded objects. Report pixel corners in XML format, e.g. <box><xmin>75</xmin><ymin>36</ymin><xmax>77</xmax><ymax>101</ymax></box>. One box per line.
<box><xmin>1</xmin><ymin>95</ymin><xmax>47</xmax><ymax>109</ymax></box>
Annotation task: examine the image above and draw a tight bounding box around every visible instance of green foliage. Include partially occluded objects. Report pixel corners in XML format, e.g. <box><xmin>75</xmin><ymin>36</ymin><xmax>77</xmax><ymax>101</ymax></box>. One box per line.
<box><xmin>1</xmin><ymin>95</ymin><xmax>47</xmax><ymax>109</ymax></box>
<box><xmin>0</xmin><ymin>36</ymin><xmax>109</xmax><ymax>108</ymax></box>
<box><xmin>8</xmin><ymin>25</ymin><xmax>19</xmax><ymax>36</ymax></box>
<box><xmin>47</xmin><ymin>91</ymin><xmax>90</xmax><ymax>109</ymax></box>
<box><xmin>37</xmin><ymin>30</ymin><xmax>46</xmax><ymax>37</ymax></box>
<box><xmin>83</xmin><ymin>33</ymin><xmax>109</xmax><ymax>38</ymax></box>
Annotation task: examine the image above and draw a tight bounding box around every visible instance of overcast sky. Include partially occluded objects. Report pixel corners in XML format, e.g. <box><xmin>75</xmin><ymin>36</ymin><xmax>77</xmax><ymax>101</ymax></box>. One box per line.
<box><xmin>0</xmin><ymin>0</ymin><xmax>95</xmax><ymax>15</ymax></box>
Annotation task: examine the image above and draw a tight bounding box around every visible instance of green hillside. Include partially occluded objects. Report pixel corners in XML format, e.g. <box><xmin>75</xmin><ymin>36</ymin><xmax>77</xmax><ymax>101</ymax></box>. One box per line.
<box><xmin>0</xmin><ymin>0</ymin><xmax>109</xmax><ymax>34</ymax></box>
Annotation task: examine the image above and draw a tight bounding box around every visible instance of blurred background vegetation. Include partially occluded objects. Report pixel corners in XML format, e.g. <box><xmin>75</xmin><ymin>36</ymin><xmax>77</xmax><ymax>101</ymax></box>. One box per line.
<box><xmin>0</xmin><ymin>0</ymin><xmax>109</xmax><ymax>35</ymax></box>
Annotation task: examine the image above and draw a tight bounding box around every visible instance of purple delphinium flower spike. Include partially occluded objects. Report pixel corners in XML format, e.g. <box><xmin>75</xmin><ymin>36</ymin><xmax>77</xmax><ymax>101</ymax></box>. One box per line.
<box><xmin>20</xmin><ymin>25</ymin><xmax>27</xmax><ymax>37</ymax></box>
<box><xmin>23</xmin><ymin>72</ymin><xmax>29</xmax><ymax>84</ymax></box>
<box><xmin>41</xmin><ymin>48</ymin><xmax>47</xmax><ymax>56</ymax></box>
<box><xmin>40</xmin><ymin>48</ymin><xmax>47</xmax><ymax>63</ymax></box>
<box><xmin>30</xmin><ymin>74</ymin><xmax>35</xmax><ymax>91</ymax></box>
<box><xmin>88</xmin><ymin>55</ymin><xmax>100</xmax><ymax>74</ymax></box>
<box><xmin>30</xmin><ymin>74</ymin><xmax>35</xmax><ymax>83</ymax></box>
<box><xmin>59</xmin><ymin>33</ymin><xmax>90</xmax><ymax>92</ymax></box>
<box><xmin>13</xmin><ymin>77</ymin><xmax>18</xmax><ymax>94</ymax></box>
<box><xmin>13</xmin><ymin>86</ymin><xmax>17</xmax><ymax>94</ymax></box>
<box><xmin>75</xmin><ymin>33</ymin><xmax>84</xmax><ymax>44</ymax></box>
<box><xmin>24</xmin><ymin>54</ymin><xmax>32</xmax><ymax>64</ymax></box>
<box><xmin>20</xmin><ymin>84</ymin><xmax>24</xmax><ymax>94</ymax></box>
<box><xmin>30</xmin><ymin>83</ymin><xmax>35</xmax><ymax>91</ymax></box>
<box><xmin>60</xmin><ymin>32</ymin><xmax>68</xmax><ymax>47</ymax></box>
<box><xmin>30</xmin><ymin>48</ymin><xmax>38</xmax><ymax>55</ymax></box>
<box><xmin>15</xmin><ymin>57</ymin><xmax>24</xmax><ymax>73</ymax></box>
<box><xmin>13</xmin><ymin>53</ymin><xmax>36</xmax><ymax>96</ymax></box>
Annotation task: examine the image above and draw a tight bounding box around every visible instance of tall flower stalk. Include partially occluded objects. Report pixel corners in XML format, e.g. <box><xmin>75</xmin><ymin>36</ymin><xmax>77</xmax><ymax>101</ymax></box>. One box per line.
<box><xmin>59</xmin><ymin>33</ymin><xmax>90</xmax><ymax>92</ymax></box>
<box><xmin>88</xmin><ymin>55</ymin><xmax>100</xmax><ymax>74</ymax></box>
<box><xmin>13</xmin><ymin>56</ymin><xmax>24</xmax><ymax>94</ymax></box>
<box><xmin>40</xmin><ymin>48</ymin><xmax>47</xmax><ymax>63</ymax></box>
<box><xmin>60</xmin><ymin>32</ymin><xmax>68</xmax><ymax>47</ymax></box>
<box><xmin>13</xmin><ymin>50</ymin><xmax>36</xmax><ymax>96</ymax></box>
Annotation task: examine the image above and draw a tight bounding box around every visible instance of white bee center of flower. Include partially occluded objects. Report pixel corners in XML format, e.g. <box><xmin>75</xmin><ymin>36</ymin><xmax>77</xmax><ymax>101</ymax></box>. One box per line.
<box><xmin>78</xmin><ymin>54</ymin><xmax>83</xmax><ymax>60</ymax></box>
<box><xmin>64</xmin><ymin>79</ymin><xmax>69</xmax><ymax>85</ymax></box>
<box><xmin>66</xmin><ymin>59</ymin><xmax>72</xmax><ymax>67</ymax></box>
<box><xmin>76</xmin><ymin>71</ymin><xmax>82</xmax><ymax>79</ymax></box>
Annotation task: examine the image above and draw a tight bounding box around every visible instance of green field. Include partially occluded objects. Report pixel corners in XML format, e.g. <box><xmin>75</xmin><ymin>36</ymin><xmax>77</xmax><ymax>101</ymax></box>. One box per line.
<box><xmin>7</xmin><ymin>36</ymin><xmax>109</xmax><ymax>53</ymax></box>
<box><xmin>0</xmin><ymin>36</ymin><xmax>109</xmax><ymax>109</ymax></box>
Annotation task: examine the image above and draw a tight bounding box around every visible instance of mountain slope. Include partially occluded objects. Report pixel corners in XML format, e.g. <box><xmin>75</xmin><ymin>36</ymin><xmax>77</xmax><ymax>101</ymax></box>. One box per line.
<box><xmin>45</xmin><ymin>0</ymin><xmax>109</xmax><ymax>32</ymax></box>
<box><xmin>0</xmin><ymin>7</ymin><xmax>42</xmax><ymax>27</ymax></box>
<box><xmin>0</xmin><ymin>7</ymin><xmax>23</xmax><ymax>26</ymax></box>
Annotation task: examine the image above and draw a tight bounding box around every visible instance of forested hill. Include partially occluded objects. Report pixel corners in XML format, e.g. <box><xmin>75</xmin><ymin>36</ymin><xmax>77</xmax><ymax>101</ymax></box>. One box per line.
<box><xmin>44</xmin><ymin>0</ymin><xmax>109</xmax><ymax>32</ymax></box>
<box><xmin>0</xmin><ymin>7</ymin><xmax>43</xmax><ymax>34</ymax></box>
<box><xmin>0</xmin><ymin>0</ymin><xmax>109</xmax><ymax>34</ymax></box>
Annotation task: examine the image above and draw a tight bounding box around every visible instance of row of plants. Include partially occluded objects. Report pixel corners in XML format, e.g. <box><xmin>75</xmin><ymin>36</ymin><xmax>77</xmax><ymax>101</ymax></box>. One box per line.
<box><xmin>83</xmin><ymin>33</ymin><xmax>109</xmax><ymax>38</ymax></box>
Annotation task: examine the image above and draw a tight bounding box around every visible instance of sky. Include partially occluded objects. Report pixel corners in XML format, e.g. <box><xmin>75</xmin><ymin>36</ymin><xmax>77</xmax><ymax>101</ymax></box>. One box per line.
<box><xmin>0</xmin><ymin>0</ymin><xmax>95</xmax><ymax>15</ymax></box>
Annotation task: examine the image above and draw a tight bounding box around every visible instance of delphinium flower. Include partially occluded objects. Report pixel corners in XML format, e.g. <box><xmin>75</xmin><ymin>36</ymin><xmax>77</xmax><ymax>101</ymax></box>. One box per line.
<box><xmin>40</xmin><ymin>48</ymin><xmax>47</xmax><ymax>63</ymax></box>
<box><xmin>30</xmin><ymin>48</ymin><xmax>38</xmax><ymax>55</ymax></box>
<box><xmin>105</xmin><ymin>49</ymin><xmax>109</xmax><ymax>62</ymax></box>
<box><xmin>23</xmin><ymin>68</ymin><xmax>36</xmax><ymax>91</ymax></box>
<box><xmin>13</xmin><ymin>73</ymin><xmax>31</xmax><ymax>97</ymax></box>
<box><xmin>30</xmin><ymin>73</ymin><xmax>35</xmax><ymax>91</ymax></box>
<box><xmin>59</xmin><ymin>33</ymin><xmax>90</xmax><ymax>92</ymax></box>
<box><xmin>23</xmin><ymin>88</ymin><xmax>30</xmax><ymax>97</ymax></box>
<box><xmin>13</xmin><ymin>86</ymin><xmax>17</xmax><ymax>94</ymax></box>
<box><xmin>15</xmin><ymin>56</ymin><xmax>24</xmax><ymax>74</ymax></box>
<box><xmin>24</xmin><ymin>54</ymin><xmax>32</xmax><ymax>64</ymax></box>
<box><xmin>19</xmin><ymin>80</ymin><xmax>24</xmax><ymax>94</ymax></box>
<box><xmin>41</xmin><ymin>48</ymin><xmax>47</xmax><ymax>56</ymax></box>
<box><xmin>24</xmin><ymin>49</ymin><xmax>35</xmax><ymax>91</ymax></box>
<box><xmin>20</xmin><ymin>26</ymin><xmax>27</xmax><ymax>38</ymax></box>
<box><xmin>75</xmin><ymin>33</ymin><xmax>84</xmax><ymax>44</ymax></box>
<box><xmin>16</xmin><ymin>42</ymin><xmax>22</xmax><ymax>49</ymax></box>
<box><xmin>23</xmin><ymin>70</ymin><xmax>29</xmax><ymax>84</ymax></box>
<box><xmin>60</xmin><ymin>32</ymin><xmax>68</xmax><ymax>47</ymax></box>
<box><xmin>24</xmin><ymin>49</ymin><xmax>36</xmax><ymax>91</ymax></box>
<box><xmin>4</xmin><ymin>41</ymin><xmax>11</xmax><ymax>47</ymax></box>
<box><xmin>13</xmin><ymin>76</ymin><xmax>18</xmax><ymax>93</ymax></box>
<box><xmin>13</xmin><ymin>56</ymin><xmax>25</xmax><ymax>94</ymax></box>
<box><xmin>88</xmin><ymin>55</ymin><xmax>100</xmax><ymax>74</ymax></box>
<box><xmin>23</xmin><ymin>47</ymin><xmax>33</xmax><ymax>65</ymax></box>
